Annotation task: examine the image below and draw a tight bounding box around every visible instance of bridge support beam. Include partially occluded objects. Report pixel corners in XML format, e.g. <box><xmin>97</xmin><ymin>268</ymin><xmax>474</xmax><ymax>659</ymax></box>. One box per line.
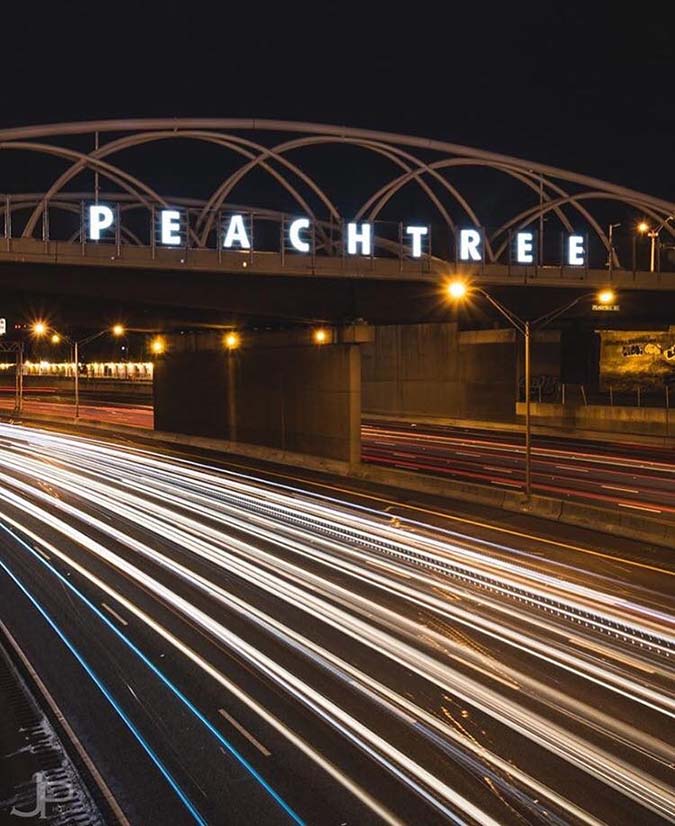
<box><xmin>154</xmin><ymin>334</ymin><xmax>363</xmax><ymax>465</ymax></box>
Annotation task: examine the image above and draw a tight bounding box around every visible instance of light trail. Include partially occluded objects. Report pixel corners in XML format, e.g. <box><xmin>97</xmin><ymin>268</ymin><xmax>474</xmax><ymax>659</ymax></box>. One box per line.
<box><xmin>0</xmin><ymin>422</ymin><xmax>673</xmax><ymax>824</ymax></box>
<box><xmin>0</xmin><ymin>554</ymin><xmax>209</xmax><ymax>826</ymax></box>
<box><xmin>362</xmin><ymin>423</ymin><xmax>675</xmax><ymax>515</ymax></box>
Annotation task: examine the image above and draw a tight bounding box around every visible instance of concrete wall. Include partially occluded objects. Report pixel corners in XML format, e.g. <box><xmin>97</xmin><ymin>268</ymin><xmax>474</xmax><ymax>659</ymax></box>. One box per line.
<box><xmin>362</xmin><ymin>323</ymin><xmax>519</xmax><ymax>421</ymax></box>
<box><xmin>0</xmin><ymin>374</ymin><xmax>152</xmax><ymax>399</ymax></box>
<box><xmin>516</xmin><ymin>401</ymin><xmax>673</xmax><ymax>437</ymax></box>
<box><xmin>154</xmin><ymin>344</ymin><xmax>361</xmax><ymax>463</ymax></box>
<box><xmin>597</xmin><ymin>328</ymin><xmax>675</xmax><ymax>390</ymax></box>
<box><xmin>516</xmin><ymin>330</ymin><xmax>562</xmax><ymax>401</ymax></box>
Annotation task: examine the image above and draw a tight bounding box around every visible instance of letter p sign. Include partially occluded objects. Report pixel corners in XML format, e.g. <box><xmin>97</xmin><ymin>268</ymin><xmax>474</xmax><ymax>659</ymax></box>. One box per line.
<box><xmin>88</xmin><ymin>205</ymin><xmax>114</xmax><ymax>241</ymax></box>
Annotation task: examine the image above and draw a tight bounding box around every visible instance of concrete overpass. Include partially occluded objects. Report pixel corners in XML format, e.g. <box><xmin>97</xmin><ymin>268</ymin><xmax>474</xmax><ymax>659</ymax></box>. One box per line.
<box><xmin>1</xmin><ymin>119</ymin><xmax>673</xmax><ymax>463</ymax></box>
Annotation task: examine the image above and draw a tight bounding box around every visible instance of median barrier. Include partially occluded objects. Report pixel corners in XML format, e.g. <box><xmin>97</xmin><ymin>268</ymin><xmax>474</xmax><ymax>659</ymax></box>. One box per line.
<box><xmin>502</xmin><ymin>492</ymin><xmax>564</xmax><ymax>521</ymax></box>
<box><xmin>353</xmin><ymin>463</ymin><xmax>509</xmax><ymax>509</ymax></box>
<box><xmin>558</xmin><ymin>500</ymin><xmax>670</xmax><ymax>546</ymax></box>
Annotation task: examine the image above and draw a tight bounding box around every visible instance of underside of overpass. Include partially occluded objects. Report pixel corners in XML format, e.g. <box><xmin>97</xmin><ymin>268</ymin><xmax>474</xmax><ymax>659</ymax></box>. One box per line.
<box><xmin>2</xmin><ymin>260</ymin><xmax>675</xmax><ymax>330</ymax></box>
<box><xmin>150</xmin><ymin>324</ymin><xmax>557</xmax><ymax>463</ymax></box>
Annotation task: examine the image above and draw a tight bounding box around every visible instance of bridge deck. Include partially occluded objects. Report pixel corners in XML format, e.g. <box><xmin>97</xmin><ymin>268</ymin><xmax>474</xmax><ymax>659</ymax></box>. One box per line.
<box><xmin>1</xmin><ymin>237</ymin><xmax>673</xmax><ymax>290</ymax></box>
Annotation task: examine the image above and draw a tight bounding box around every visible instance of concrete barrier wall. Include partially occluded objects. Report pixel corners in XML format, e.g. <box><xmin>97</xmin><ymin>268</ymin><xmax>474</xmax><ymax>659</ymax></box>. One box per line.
<box><xmin>516</xmin><ymin>401</ymin><xmax>673</xmax><ymax>437</ymax></box>
<box><xmin>0</xmin><ymin>375</ymin><xmax>152</xmax><ymax>399</ymax></box>
<box><xmin>154</xmin><ymin>344</ymin><xmax>361</xmax><ymax>463</ymax></box>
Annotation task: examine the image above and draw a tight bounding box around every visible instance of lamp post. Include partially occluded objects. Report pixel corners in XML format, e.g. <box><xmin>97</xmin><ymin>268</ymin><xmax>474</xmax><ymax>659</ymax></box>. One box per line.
<box><xmin>607</xmin><ymin>223</ymin><xmax>620</xmax><ymax>274</ymax></box>
<box><xmin>32</xmin><ymin>323</ymin><xmax>125</xmax><ymax>419</ymax></box>
<box><xmin>446</xmin><ymin>282</ymin><xmax>617</xmax><ymax>499</ymax></box>
<box><xmin>638</xmin><ymin>217</ymin><xmax>674</xmax><ymax>272</ymax></box>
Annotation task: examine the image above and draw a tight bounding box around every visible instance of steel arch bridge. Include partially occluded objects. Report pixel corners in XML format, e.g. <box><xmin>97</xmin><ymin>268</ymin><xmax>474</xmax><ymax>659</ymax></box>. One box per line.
<box><xmin>0</xmin><ymin>118</ymin><xmax>674</xmax><ymax>289</ymax></box>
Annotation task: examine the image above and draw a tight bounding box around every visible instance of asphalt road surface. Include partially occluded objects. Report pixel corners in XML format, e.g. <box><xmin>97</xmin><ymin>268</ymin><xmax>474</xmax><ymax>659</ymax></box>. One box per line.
<box><xmin>363</xmin><ymin>418</ymin><xmax>675</xmax><ymax>520</ymax></box>
<box><xmin>0</xmin><ymin>422</ymin><xmax>673</xmax><ymax>824</ymax></box>
<box><xmin>2</xmin><ymin>396</ymin><xmax>675</xmax><ymax>519</ymax></box>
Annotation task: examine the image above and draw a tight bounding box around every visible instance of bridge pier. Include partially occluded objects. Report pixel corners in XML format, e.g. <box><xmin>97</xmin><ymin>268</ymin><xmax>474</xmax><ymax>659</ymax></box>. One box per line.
<box><xmin>153</xmin><ymin>330</ymin><xmax>367</xmax><ymax>465</ymax></box>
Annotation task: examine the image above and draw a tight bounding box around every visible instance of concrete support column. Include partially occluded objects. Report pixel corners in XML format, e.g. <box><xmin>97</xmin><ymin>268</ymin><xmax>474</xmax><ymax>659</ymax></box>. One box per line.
<box><xmin>154</xmin><ymin>340</ymin><xmax>362</xmax><ymax>465</ymax></box>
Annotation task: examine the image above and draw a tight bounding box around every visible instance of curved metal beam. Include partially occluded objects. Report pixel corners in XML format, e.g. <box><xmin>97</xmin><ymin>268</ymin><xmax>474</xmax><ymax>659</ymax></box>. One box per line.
<box><xmin>491</xmin><ymin>193</ymin><xmax>674</xmax><ymax>262</ymax></box>
<box><xmin>0</xmin><ymin>142</ymin><xmax>167</xmax><ymax>239</ymax></box>
<box><xmin>0</xmin><ymin>118</ymin><xmax>671</xmax><ymax>214</ymax></box>
<box><xmin>22</xmin><ymin>131</ymin><xmax>339</xmax><ymax>248</ymax></box>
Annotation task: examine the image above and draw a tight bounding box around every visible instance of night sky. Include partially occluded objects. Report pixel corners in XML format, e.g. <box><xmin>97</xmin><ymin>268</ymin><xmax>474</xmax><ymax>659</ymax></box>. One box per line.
<box><xmin>2</xmin><ymin>1</ymin><xmax>673</xmax><ymax>198</ymax></box>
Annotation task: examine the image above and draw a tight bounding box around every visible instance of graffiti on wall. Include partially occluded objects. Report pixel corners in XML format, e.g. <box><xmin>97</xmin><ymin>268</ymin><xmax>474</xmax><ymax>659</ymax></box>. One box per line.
<box><xmin>600</xmin><ymin>330</ymin><xmax>675</xmax><ymax>391</ymax></box>
<box><xmin>621</xmin><ymin>341</ymin><xmax>675</xmax><ymax>360</ymax></box>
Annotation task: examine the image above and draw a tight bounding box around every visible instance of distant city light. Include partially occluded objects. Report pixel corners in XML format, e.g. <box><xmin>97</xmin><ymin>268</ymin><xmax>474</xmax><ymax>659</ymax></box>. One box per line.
<box><xmin>597</xmin><ymin>289</ymin><xmax>616</xmax><ymax>305</ymax></box>
<box><xmin>50</xmin><ymin>333</ymin><xmax>61</xmax><ymax>344</ymax></box>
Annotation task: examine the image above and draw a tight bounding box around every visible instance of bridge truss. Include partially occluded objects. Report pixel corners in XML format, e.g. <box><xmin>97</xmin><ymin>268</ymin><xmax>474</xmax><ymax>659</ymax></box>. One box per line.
<box><xmin>0</xmin><ymin>119</ymin><xmax>674</xmax><ymax>277</ymax></box>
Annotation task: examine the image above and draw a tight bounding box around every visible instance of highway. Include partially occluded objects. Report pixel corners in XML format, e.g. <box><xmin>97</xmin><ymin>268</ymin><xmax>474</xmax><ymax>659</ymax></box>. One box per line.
<box><xmin>363</xmin><ymin>419</ymin><xmax>675</xmax><ymax>519</ymax></box>
<box><xmin>0</xmin><ymin>393</ymin><xmax>153</xmax><ymax>429</ymax></box>
<box><xmin>3</xmin><ymin>391</ymin><xmax>675</xmax><ymax>518</ymax></box>
<box><xmin>0</xmin><ymin>422</ymin><xmax>673</xmax><ymax>824</ymax></box>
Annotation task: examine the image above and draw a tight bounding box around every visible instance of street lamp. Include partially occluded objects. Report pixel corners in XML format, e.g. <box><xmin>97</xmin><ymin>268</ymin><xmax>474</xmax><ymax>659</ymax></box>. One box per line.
<box><xmin>637</xmin><ymin>217</ymin><xmax>674</xmax><ymax>272</ymax></box>
<box><xmin>34</xmin><ymin>323</ymin><xmax>125</xmax><ymax>419</ymax></box>
<box><xmin>606</xmin><ymin>223</ymin><xmax>620</xmax><ymax>273</ymax></box>
<box><xmin>446</xmin><ymin>280</ymin><xmax>617</xmax><ymax>499</ymax></box>
<box><xmin>150</xmin><ymin>336</ymin><xmax>166</xmax><ymax>355</ymax></box>
<box><xmin>313</xmin><ymin>328</ymin><xmax>329</xmax><ymax>344</ymax></box>
<box><xmin>223</xmin><ymin>332</ymin><xmax>240</xmax><ymax>350</ymax></box>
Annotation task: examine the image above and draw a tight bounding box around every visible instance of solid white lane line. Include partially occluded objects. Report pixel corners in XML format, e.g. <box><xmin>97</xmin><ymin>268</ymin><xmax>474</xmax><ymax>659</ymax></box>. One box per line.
<box><xmin>218</xmin><ymin>708</ymin><xmax>272</xmax><ymax>756</ymax></box>
<box><xmin>101</xmin><ymin>602</ymin><xmax>129</xmax><ymax>626</ymax></box>
<box><xmin>601</xmin><ymin>485</ymin><xmax>640</xmax><ymax>494</ymax></box>
<box><xmin>617</xmin><ymin>503</ymin><xmax>663</xmax><ymax>514</ymax></box>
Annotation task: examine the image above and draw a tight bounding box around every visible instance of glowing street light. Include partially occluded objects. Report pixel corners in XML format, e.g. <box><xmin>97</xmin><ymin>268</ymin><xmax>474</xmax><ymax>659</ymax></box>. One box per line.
<box><xmin>150</xmin><ymin>336</ymin><xmax>166</xmax><ymax>355</ymax></box>
<box><xmin>445</xmin><ymin>278</ymin><xmax>619</xmax><ymax>499</ymax></box>
<box><xmin>224</xmin><ymin>332</ymin><xmax>240</xmax><ymax>350</ymax></box>
<box><xmin>447</xmin><ymin>280</ymin><xmax>468</xmax><ymax>300</ymax></box>
<box><xmin>313</xmin><ymin>328</ymin><xmax>329</xmax><ymax>344</ymax></box>
<box><xmin>28</xmin><ymin>322</ymin><xmax>129</xmax><ymax>420</ymax></box>
<box><xmin>637</xmin><ymin>221</ymin><xmax>649</xmax><ymax>235</ymax></box>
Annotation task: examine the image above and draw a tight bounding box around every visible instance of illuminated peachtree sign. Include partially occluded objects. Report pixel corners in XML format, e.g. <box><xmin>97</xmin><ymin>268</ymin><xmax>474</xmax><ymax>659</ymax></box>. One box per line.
<box><xmin>85</xmin><ymin>204</ymin><xmax>589</xmax><ymax>266</ymax></box>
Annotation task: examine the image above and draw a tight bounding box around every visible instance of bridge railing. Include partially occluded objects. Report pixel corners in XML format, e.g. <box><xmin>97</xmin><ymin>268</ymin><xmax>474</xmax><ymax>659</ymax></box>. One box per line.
<box><xmin>2</xmin><ymin>194</ymin><xmax>675</xmax><ymax>278</ymax></box>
